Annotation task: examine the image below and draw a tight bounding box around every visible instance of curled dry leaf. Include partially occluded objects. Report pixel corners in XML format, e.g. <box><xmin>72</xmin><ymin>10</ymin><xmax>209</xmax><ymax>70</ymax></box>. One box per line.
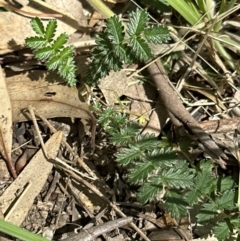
<box><xmin>6</xmin><ymin>70</ymin><xmax>96</xmax><ymax>147</ymax></box>
<box><xmin>0</xmin><ymin>66</ymin><xmax>17</xmax><ymax>178</ymax></box>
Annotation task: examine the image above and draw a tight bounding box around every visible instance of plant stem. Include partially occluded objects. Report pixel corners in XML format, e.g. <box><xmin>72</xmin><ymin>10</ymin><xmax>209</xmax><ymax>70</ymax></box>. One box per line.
<box><xmin>85</xmin><ymin>0</ymin><xmax>114</xmax><ymax>18</ymax></box>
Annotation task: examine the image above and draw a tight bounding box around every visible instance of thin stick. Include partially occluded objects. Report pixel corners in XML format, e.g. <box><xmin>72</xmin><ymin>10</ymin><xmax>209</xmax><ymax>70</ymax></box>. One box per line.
<box><xmin>63</xmin><ymin>168</ymin><xmax>151</xmax><ymax>241</ymax></box>
<box><xmin>28</xmin><ymin>105</ymin><xmax>49</xmax><ymax>158</ymax></box>
<box><xmin>30</xmin><ymin>108</ymin><xmax>98</xmax><ymax>179</ymax></box>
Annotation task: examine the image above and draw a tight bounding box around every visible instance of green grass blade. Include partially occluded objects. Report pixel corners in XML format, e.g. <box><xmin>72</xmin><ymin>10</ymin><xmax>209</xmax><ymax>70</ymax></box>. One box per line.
<box><xmin>0</xmin><ymin>219</ymin><xmax>49</xmax><ymax>241</ymax></box>
<box><xmin>166</xmin><ymin>0</ymin><xmax>202</xmax><ymax>25</ymax></box>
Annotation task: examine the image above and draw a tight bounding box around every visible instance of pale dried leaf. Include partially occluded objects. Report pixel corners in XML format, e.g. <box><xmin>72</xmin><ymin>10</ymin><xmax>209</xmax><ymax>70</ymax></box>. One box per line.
<box><xmin>98</xmin><ymin>70</ymin><xmax>128</xmax><ymax>105</ymax></box>
<box><xmin>6</xmin><ymin>71</ymin><xmax>94</xmax><ymax>123</ymax></box>
<box><xmin>0</xmin><ymin>66</ymin><xmax>16</xmax><ymax>178</ymax></box>
<box><xmin>0</xmin><ymin>131</ymin><xmax>62</xmax><ymax>225</ymax></box>
<box><xmin>127</xmin><ymin>83</ymin><xmax>160</xmax><ymax>135</ymax></box>
<box><xmin>45</xmin><ymin>0</ymin><xmax>87</xmax><ymax>26</ymax></box>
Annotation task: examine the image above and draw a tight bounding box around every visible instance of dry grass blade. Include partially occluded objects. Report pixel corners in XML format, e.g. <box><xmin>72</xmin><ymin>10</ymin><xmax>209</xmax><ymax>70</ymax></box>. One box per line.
<box><xmin>0</xmin><ymin>65</ymin><xmax>16</xmax><ymax>178</ymax></box>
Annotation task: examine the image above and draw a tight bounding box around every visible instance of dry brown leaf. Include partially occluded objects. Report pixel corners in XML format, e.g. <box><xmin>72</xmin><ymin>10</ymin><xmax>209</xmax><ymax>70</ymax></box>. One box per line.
<box><xmin>98</xmin><ymin>70</ymin><xmax>162</xmax><ymax>135</ymax></box>
<box><xmin>127</xmin><ymin>83</ymin><xmax>160</xmax><ymax>135</ymax></box>
<box><xmin>45</xmin><ymin>0</ymin><xmax>87</xmax><ymax>26</ymax></box>
<box><xmin>0</xmin><ymin>66</ymin><xmax>16</xmax><ymax>178</ymax></box>
<box><xmin>6</xmin><ymin>71</ymin><xmax>95</xmax><ymax>123</ymax></box>
<box><xmin>0</xmin><ymin>131</ymin><xmax>62</xmax><ymax>225</ymax></box>
<box><xmin>98</xmin><ymin>70</ymin><xmax>128</xmax><ymax>105</ymax></box>
<box><xmin>6</xmin><ymin>70</ymin><xmax>96</xmax><ymax>148</ymax></box>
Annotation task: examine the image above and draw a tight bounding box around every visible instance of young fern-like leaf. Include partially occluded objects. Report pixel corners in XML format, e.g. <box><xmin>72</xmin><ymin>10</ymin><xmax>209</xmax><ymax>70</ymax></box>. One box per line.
<box><xmin>52</xmin><ymin>33</ymin><xmax>68</xmax><ymax>50</ymax></box>
<box><xmin>160</xmin><ymin>168</ymin><xmax>194</xmax><ymax>189</ymax></box>
<box><xmin>46</xmin><ymin>56</ymin><xmax>61</xmax><ymax>71</ymax></box>
<box><xmin>128</xmin><ymin>161</ymin><xmax>155</xmax><ymax>184</ymax></box>
<box><xmin>218</xmin><ymin>176</ymin><xmax>235</xmax><ymax>192</ymax></box>
<box><xmin>137</xmin><ymin>183</ymin><xmax>163</xmax><ymax>203</ymax></box>
<box><xmin>94</xmin><ymin>101</ymin><xmax>238</xmax><ymax>239</ymax></box>
<box><xmin>215</xmin><ymin>191</ymin><xmax>236</xmax><ymax>210</ymax></box>
<box><xmin>213</xmin><ymin>221</ymin><xmax>232</xmax><ymax>241</ymax></box>
<box><xmin>87</xmin><ymin>9</ymin><xmax>170</xmax><ymax>84</ymax></box>
<box><xmin>58</xmin><ymin>46</ymin><xmax>75</xmax><ymax>61</ymax></box>
<box><xmin>195</xmin><ymin>171</ymin><xmax>215</xmax><ymax>195</ymax></box>
<box><xmin>107</xmin><ymin>15</ymin><xmax>124</xmax><ymax>44</ymax></box>
<box><xmin>35</xmin><ymin>47</ymin><xmax>55</xmax><ymax>60</ymax></box>
<box><xmin>196</xmin><ymin>202</ymin><xmax>218</xmax><ymax>222</ymax></box>
<box><xmin>25</xmin><ymin>36</ymin><xmax>47</xmax><ymax>50</ymax></box>
<box><xmin>115</xmin><ymin>44</ymin><xmax>128</xmax><ymax>61</ymax></box>
<box><xmin>58</xmin><ymin>57</ymin><xmax>77</xmax><ymax>86</ymax></box>
<box><xmin>25</xmin><ymin>17</ymin><xmax>77</xmax><ymax>86</ymax></box>
<box><xmin>144</xmin><ymin>25</ymin><xmax>170</xmax><ymax>44</ymax></box>
<box><xmin>130</xmin><ymin>37</ymin><xmax>152</xmax><ymax>62</ymax></box>
<box><xmin>164</xmin><ymin>190</ymin><xmax>188</xmax><ymax>219</ymax></box>
<box><xmin>184</xmin><ymin>188</ymin><xmax>201</xmax><ymax>206</ymax></box>
<box><xmin>127</xmin><ymin>9</ymin><xmax>148</xmax><ymax>36</ymax></box>
<box><xmin>116</xmin><ymin>145</ymin><xmax>144</xmax><ymax>166</ymax></box>
<box><xmin>45</xmin><ymin>20</ymin><xmax>57</xmax><ymax>42</ymax></box>
<box><xmin>30</xmin><ymin>17</ymin><xmax>45</xmax><ymax>36</ymax></box>
<box><xmin>110</xmin><ymin>126</ymin><xmax>140</xmax><ymax>145</ymax></box>
<box><xmin>135</xmin><ymin>133</ymin><xmax>159</xmax><ymax>148</ymax></box>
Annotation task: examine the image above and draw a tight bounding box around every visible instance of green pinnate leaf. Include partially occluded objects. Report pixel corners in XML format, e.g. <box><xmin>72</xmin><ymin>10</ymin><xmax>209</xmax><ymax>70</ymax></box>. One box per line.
<box><xmin>135</xmin><ymin>133</ymin><xmax>159</xmax><ymax>150</ymax></box>
<box><xmin>115</xmin><ymin>44</ymin><xmax>127</xmax><ymax>62</ymax></box>
<box><xmin>197</xmin><ymin>202</ymin><xmax>218</xmax><ymax>222</ymax></box>
<box><xmin>198</xmin><ymin>160</ymin><xmax>213</xmax><ymax>171</ymax></box>
<box><xmin>25</xmin><ymin>36</ymin><xmax>46</xmax><ymax>50</ymax></box>
<box><xmin>195</xmin><ymin>171</ymin><xmax>215</xmax><ymax>195</ymax></box>
<box><xmin>46</xmin><ymin>55</ymin><xmax>61</xmax><ymax>70</ymax></box>
<box><xmin>53</xmin><ymin>33</ymin><xmax>68</xmax><ymax>50</ymax></box>
<box><xmin>107</xmin><ymin>15</ymin><xmax>124</xmax><ymax>44</ymax></box>
<box><xmin>35</xmin><ymin>47</ymin><xmax>55</xmax><ymax>60</ymax></box>
<box><xmin>110</xmin><ymin>125</ymin><xmax>140</xmax><ymax>145</ymax></box>
<box><xmin>128</xmin><ymin>162</ymin><xmax>155</xmax><ymax>184</ymax></box>
<box><xmin>88</xmin><ymin>61</ymin><xmax>109</xmax><ymax>82</ymax></box>
<box><xmin>218</xmin><ymin>176</ymin><xmax>235</xmax><ymax>192</ymax></box>
<box><xmin>45</xmin><ymin>19</ymin><xmax>57</xmax><ymax>42</ymax></box>
<box><xmin>130</xmin><ymin>37</ymin><xmax>152</xmax><ymax>62</ymax></box>
<box><xmin>30</xmin><ymin>17</ymin><xmax>45</xmax><ymax>36</ymax></box>
<box><xmin>185</xmin><ymin>188</ymin><xmax>201</xmax><ymax>205</ymax></box>
<box><xmin>147</xmin><ymin>148</ymin><xmax>179</xmax><ymax>166</ymax></box>
<box><xmin>98</xmin><ymin>107</ymin><xmax>116</xmax><ymax>125</ymax></box>
<box><xmin>25</xmin><ymin>17</ymin><xmax>77</xmax><ymax>86</ymax></box>
<box><xmin>144</xmin><ymin>25</ymin><xmax>170</xmax><ymax>44</ymax></box>
<box><xmin>59</xmin><ymin>46</ymin><xmax>74</xmax><ymax>61</ymax></box>
<box><xmin>58</xmin><ymin>57</ymin><xmax>75</xmax><ymax>77</ymax></box>
<box><xmin>102</xmin><ymin>51</ymin><xmax>123</xmax><ymax>71</ymax></box>
<box><xmin>137</xmin><ymin>183</ymin><xmax>163</xmax><ymax>203</ymax></box>
<box><xmin>213</xmin><ymin>221</ymin><xmax>232</xmax><ymax>241</ymax></box>
<box><xmin>215</xmin><ymin>191</ymin><xmax>236</xmax><ymax>210</ymax></box>
<box><xmin>164</xmin><ymin>190</ymin><xmax>188</xmax><ymax>219</ymax></box>
<box><xmin>159</xmin><ymin>168</ymin><xmax>194</xmax><ymax>189</ymax></box>
<box><xmin>116</xmin><ymin>145</ymin><xmax>143</xmax><ymax>166</ymax></box>
<box><xmin>58</xmin><ymin>57</ymin><xmax>77</xmax><ymax>86</ymax></box>
<box><xmin>127</xmin><ymin>8</ymin><xmax>148</xmax><ymax>36</ymax></box>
